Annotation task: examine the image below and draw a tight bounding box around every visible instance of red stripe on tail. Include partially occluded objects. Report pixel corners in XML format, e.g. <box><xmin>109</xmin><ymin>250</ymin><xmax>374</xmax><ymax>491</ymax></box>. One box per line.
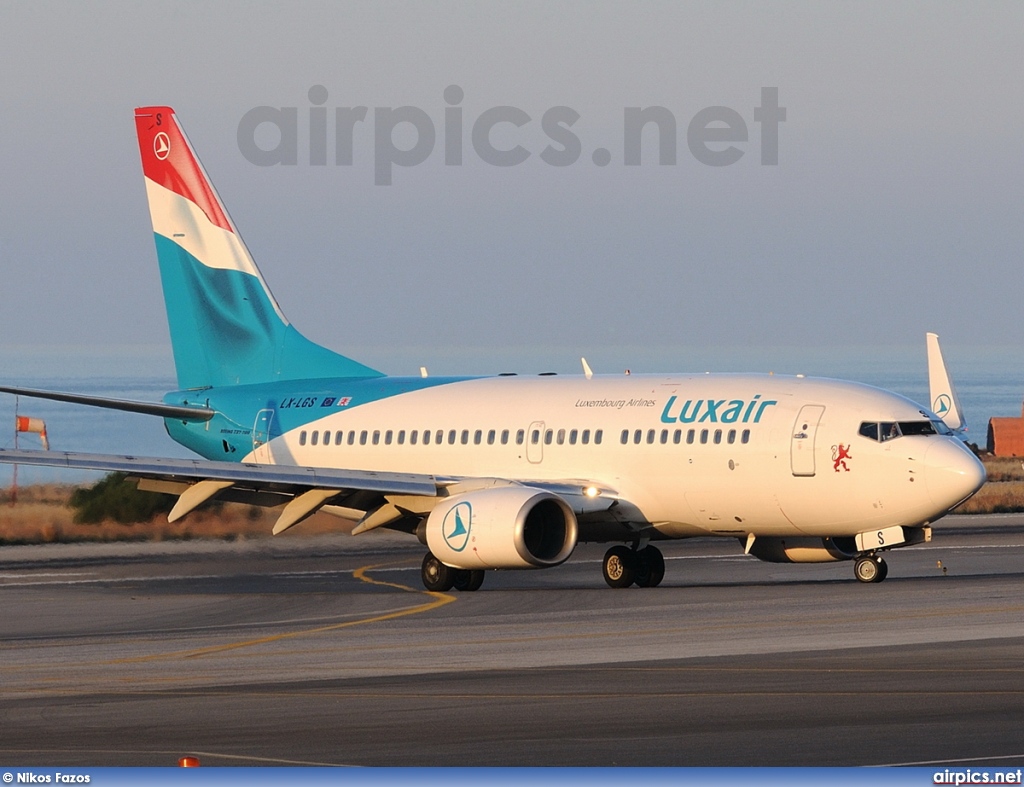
<box><xmin>135</xmin><ymin>106</ymin><xmax>233</xmax><ymax>233</ymax></box>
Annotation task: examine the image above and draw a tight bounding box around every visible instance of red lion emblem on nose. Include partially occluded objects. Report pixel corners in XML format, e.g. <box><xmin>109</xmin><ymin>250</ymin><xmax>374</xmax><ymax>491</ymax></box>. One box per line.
<box><xmin>832</xmin><ymin>444</ymin><xmax>852</xmax><ymax>472</ymax></box>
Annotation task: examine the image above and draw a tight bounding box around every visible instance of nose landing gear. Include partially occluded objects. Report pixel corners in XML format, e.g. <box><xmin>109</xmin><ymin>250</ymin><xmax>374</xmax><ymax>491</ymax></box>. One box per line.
<box><xmin>854</xmin><ymin>554</ymin><xmax>888</xmax><ymax>583</ymax></box>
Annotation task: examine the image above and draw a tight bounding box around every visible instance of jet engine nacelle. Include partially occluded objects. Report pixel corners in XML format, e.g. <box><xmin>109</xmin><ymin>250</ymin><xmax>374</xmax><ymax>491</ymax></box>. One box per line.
<box><xmin>426</xmin><ymin>486</ymin><xmax>578</xmax><ymax>570</ymax></box>
<box><xmin>747</xmin><ymin>537</ymin><xmax>860</xmax><ymax>564</ymax></box>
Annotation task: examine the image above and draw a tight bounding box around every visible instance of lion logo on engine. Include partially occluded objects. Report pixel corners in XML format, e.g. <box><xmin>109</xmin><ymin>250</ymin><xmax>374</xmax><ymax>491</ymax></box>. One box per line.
<box><xmin>442</xmin><ymin>501</ymin><xmax>472</xmax><ymax>552</ymax></box>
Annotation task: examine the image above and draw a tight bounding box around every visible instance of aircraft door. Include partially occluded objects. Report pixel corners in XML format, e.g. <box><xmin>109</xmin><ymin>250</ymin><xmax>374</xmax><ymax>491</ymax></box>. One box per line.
<box><xmin>791</xmin><ymin>405</ymin><xmax>825</xmax><ymax>477</ymax></box>
<box><xmin>252</xmin><ymin>408</ymin><xmax>275</xmax><ymax>463</ymax></box>
<box><xmin>526</xmin><ymin>421</ymin><xmax>545</xmax><ymax>464</ymax></box>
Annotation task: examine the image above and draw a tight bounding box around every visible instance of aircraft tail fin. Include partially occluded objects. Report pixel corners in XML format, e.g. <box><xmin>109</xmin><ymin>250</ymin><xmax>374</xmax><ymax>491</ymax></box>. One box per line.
<box><xmin>134</xmin><ymin>106</ymin><xmax>383</xmax><ymax>389</ymax></box>
<box><xmin>926</xmin><ymin>332</ymin><xmax>966</xmax><ymax>432</ymax></box>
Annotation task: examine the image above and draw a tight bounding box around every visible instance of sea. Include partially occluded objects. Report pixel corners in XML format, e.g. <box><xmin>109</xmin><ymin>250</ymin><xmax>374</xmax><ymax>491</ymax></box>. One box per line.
<box><xmin>3</xmin><ymin>342</ymin><xmax>1024</xmax><ymax>486</ymax></box>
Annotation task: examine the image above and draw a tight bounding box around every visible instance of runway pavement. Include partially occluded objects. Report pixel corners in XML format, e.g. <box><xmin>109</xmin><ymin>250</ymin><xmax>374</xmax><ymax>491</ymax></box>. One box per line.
<box><xmin>1</xmin><ymin>515</ymin><xmax>1023</xmax><ymax>767</ymax></box>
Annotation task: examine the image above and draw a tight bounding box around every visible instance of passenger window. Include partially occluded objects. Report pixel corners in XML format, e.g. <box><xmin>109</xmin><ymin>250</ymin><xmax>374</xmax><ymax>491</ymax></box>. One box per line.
<box><xmin>633</xmin><ymin>429</ymin><xmax>642</xmax><ymax>445</ymax></box>
<box><xmin>516</xmin><ymin>429</ymin><xmax>525</xmax><ymax>445</ymax></box>
<box><xmin>531</xmin><ymin>429</ymin><xmax>540</xmax><ymax>445</ymax></box>
<box><xmin>322</xmin><ymin>431</ymin><xmax>330</xmax><ymax>446</ymax></box>
<box><xmin>557</xmin><ymin>429</ymin><xmax>565</xmax><ymax>445</ymax></box>
<box><xmin>621</xmin><ymin>429</ymin><xmax>629</xmax><ymax>445</ymax></box>
<box><xmin>595</xmin><ymin>430</ymin><xmax>603</xmax><ymax>445</ymax></box>
<box><xmin>397</xmin><ymin>430</ymin><xmax>405</xmax><ymax>445</ymax></box>
<box><xmin>544</xmin><ymin>429</ymin><xmax>553</xmax><ymax>445</ymax></box>
<box><xmin>569</xmin><ymin>429</ymin><xmax>578</xmax><ymax>445</ymax></box>
<box><xmin>359</xmin><ymin>430</ymin><xmax>368</xmax><ymax>445</ymax></box>
<box><xmin>347</xmin><ymin>431</ymin><xmax>355</xmax><ymax>446</ymax></box>
<box><xmin>660</xmin><ymin>429</ymin><xmax>669</xmax><ymax>445</ymax></box>
<box><xmin>311</xmin><ymin>430</ymin><xmax>319</xmax><ymax>446</ymax></box>
<box><xmin>385</xmin><ymin>430</ymin><xmax>394</xmax><ymax>445</ymax></box>
<box><xmin>336</xmin><ymin>430</ymin><xmax>344</xmax><ymax>445</ymax></box>
<box><xmin>461</xmin><ymin>429</ymin><xmax>469</xmax><ymax>445</ymax></box>
<box><xmin>727</xmin><ymin>429</ymin><xmax>736</xmax><ymax>444</ymax></box>
<box><xmin>448</xmin><ymin>430</ymin><xmax>457</xmax><ymax>445</ymax></box>
<box><xmin>299</xmin><ymin>430</ymin><xmax>307</xmax><ymax>446</ymax></box>
<box><xmin>686</xmin><ymin>429</ymin><xmax>695</xmax><ymax>444</ymax></box>
<box><xmin>372</xmin><ymin>430</ymin><xmax>380</xmax><ymax>445</ymax></box>
<box><xmin>486</xmin><ymin>429</ymin><xmax>495</xmax><ymax>445</ymax></box>
<box><xmin>741</xmin><ymin>429</ymin><xmax>750</xmax><ymax>444</ymax></box>
<box><xmin>673</xmin><ymin>429</ymin><xmax>681</xmax><ymax>444</ymax></box>
<box><xmin>700</xmin><ymin>429</ymin><xmax>709</xmax><ymax>444</ymax></box>
<box><xmin>410</xmin><ymin>430</ymin><xmax>418</xmax><ymax>445</ymax></box>
<box><xmin>436</xmin><ymin>430</ymin><xmax>444</xmax><ymax>445</ymax></box>
<box><xmin>582</xmin><ymin>429</ymin><xmax>591</xmax><ymax>445</ymax></box>
<box><xmin>501</xmin><ymin>429</ymin><xmax>509</xmax><ymax>445</ymax></box>
<box><xmin>714</xmin><ymin>429</ymin><xmax>722</xmax><ymax>444</ymax></box>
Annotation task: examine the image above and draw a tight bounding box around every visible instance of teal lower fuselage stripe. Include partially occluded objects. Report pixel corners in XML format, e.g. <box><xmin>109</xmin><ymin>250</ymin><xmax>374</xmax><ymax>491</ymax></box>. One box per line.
<box><xmin>162</xmin><ymin>375</ymin><xmax>472</xmax><ymax>460</ymax></box>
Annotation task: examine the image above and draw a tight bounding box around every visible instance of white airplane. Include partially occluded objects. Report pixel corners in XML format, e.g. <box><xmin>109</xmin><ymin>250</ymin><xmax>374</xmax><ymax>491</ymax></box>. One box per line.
<box><xmin>0</xmin><ymin>107</ymin><xmax>986</xmax><ymax>590</ymax></box>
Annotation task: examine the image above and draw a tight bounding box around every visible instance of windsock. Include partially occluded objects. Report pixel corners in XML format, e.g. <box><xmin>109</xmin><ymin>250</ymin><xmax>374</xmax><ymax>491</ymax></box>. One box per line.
<box><xmin>16</xmin><ymin>416</ymin><xmax>49</xmax><ymax>450</ymax></box>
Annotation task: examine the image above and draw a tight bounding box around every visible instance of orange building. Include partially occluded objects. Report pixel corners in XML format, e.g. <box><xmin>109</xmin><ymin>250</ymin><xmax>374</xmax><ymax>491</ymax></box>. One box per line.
<box><xmin>988</xmin><ymin>404</ymin><xmax>1024</xmax><ymax>456</ymax></box>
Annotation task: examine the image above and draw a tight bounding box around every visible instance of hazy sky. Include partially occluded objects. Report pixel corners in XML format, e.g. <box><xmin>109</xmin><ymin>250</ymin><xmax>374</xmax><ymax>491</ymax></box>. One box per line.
<box><xmin>1</xmin><ymin>1</ymin><xmax>1022</xmax><ymax>376</ymax></box>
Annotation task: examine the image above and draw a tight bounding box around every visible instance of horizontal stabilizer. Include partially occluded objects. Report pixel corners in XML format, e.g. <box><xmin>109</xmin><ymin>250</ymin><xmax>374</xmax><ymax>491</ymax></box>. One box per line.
<box><xmin>0</xmin><ymin>385</ymin><xmax>215</xmax><ymax>421</ymax></box>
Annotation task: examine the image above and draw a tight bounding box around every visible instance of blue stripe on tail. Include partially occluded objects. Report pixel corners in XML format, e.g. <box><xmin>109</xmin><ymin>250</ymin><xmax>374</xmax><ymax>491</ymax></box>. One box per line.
<box><xmin>154</xmin><ymin>234</ymin><xmax>383</xmax><ymax>389</ymax></box>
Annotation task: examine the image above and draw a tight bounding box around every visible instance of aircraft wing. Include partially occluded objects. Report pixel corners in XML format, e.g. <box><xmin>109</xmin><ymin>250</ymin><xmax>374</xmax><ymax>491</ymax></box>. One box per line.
<box><xmin>0</xmin><ymin>449</ymin><xmax>624</xmax><ymax>538</ymax></box>
<box><xmin>0</xmin><ymin>448</ymin><xmax>441</xmax><ymax>534</ymax></box>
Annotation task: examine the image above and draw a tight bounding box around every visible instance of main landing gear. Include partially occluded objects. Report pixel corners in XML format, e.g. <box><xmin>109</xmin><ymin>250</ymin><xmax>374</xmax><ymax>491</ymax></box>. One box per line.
<box><xmin>853</xmin><ymin>554</ymin><xmax>888</xmax><ymax>584</ymax></box>
<box><xmin>421</xmin><ymin>552</ymin><xmax>485</xmax><ymax>592</ymax></box>
<box><xmin>602</xmin><ymin>544</ymin><xmax>665</xmax><ymax>588</ymax></box>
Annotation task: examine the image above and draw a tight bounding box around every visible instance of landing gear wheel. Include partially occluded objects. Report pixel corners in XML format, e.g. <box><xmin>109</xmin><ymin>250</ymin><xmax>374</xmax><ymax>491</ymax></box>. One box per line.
<box><xmin>453</xmin><ymin>569</ymin><xmax>485</xmax><ymax>592</ymax></box>
<box><xmin>634</xmin><ymin>545</ymin><xmax>666</xmax><ymax>588</ymax></box>
<box><xmin>854</xmin><ymin>555</ymin><xmax>887</xmax><ymax>584</ymax></box>
<box><xmin>421</xmin><ymin>552</ymin><xmax>455</xmax><ymax>591</ymax></box>
<box><xmin>603</xmin><ymin>545</ymin><xmax>637</xmax><ymax>588</ymax></box>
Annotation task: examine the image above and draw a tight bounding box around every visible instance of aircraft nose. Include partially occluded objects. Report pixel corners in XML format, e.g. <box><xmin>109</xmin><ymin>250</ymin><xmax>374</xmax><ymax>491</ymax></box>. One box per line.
<box><xmin>924</xmin><ymin>439</ymin><xmax>986</xmax><ymax>511</ymax></box>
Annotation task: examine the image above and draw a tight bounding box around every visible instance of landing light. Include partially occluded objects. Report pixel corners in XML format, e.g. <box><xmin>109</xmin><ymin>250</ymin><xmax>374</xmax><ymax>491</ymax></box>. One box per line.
<box><xmin>584</xmin><ymin>486</ymin><xmax>600</xmax><ymax>498</ymax></box>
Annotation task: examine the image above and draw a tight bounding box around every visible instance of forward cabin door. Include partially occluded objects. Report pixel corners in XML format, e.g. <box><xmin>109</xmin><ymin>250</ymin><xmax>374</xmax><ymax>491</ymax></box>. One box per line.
<box><xmin>791</xmin><ymin>405</ymin><xmax>825</xmax><ymax>477</ymax></box>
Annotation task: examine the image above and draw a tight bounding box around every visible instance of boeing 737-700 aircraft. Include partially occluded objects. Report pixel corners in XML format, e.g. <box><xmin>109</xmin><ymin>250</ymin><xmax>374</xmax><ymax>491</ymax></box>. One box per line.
<box><xmin>0</xmin><ymin>107</ymin><xmax>986</xmax><ymax>591</ymax></box>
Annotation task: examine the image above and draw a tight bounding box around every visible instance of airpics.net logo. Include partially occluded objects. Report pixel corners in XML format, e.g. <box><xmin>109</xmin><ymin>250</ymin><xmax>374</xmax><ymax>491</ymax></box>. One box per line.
<box><xmin>237</xmin><ymin>85</ymin><xmax>786</xmax><ymax>185</ymax></box>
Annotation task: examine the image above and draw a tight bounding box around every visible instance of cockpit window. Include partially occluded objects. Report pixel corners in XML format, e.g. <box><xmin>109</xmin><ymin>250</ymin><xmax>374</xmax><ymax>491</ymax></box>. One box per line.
<box><xmin>859</xmin><ymin>420</ymin><xmax>937</xmax><ymax>442</ymax></box>
<box><xmin>899</xmin><ymin>420</ymin><xmax>938</xmax><ymax>437</ymax></box>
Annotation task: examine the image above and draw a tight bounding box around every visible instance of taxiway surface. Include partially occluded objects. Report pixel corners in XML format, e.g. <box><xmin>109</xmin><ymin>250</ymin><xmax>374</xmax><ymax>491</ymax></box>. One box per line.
<box><xmin>1</xmin><ymin>515</ymin><xmax>1023</xmax><ymax>766</ymax></box>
